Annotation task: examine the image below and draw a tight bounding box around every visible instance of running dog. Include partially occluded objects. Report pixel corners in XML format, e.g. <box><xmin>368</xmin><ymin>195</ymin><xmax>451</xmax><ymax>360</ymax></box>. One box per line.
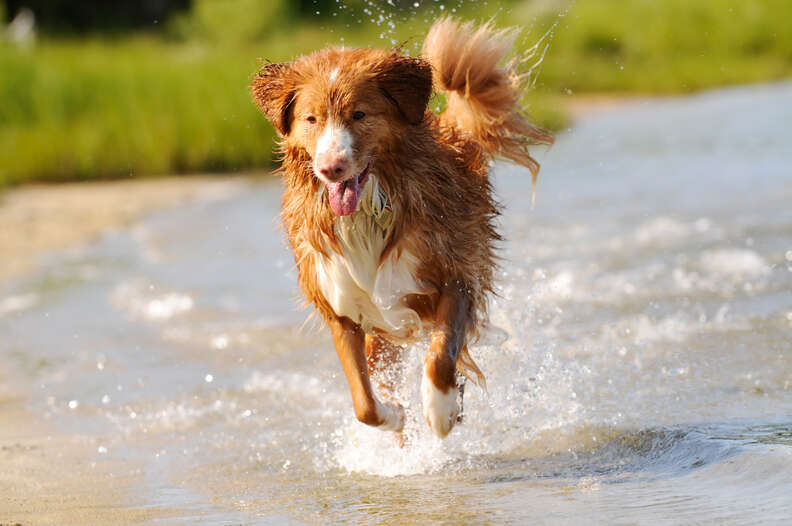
<box><xmin>251</xmin><ymin>18</ymin><xmax>552</xmax><ymax>438</ymax></box>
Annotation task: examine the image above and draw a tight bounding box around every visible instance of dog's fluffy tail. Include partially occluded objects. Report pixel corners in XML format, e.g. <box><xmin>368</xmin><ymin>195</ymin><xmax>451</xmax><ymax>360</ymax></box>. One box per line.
<box><xmin>423</xmin><ymin>17</ymin><xmax>553</xmax><ymax>183</ymax></box>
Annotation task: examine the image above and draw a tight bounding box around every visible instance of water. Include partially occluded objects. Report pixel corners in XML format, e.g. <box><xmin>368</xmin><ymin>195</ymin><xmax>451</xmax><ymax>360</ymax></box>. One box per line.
<box><xmin>2</xmin><ymin>83</ymin><xmax>791</xmax><ymax>524</ymax></box>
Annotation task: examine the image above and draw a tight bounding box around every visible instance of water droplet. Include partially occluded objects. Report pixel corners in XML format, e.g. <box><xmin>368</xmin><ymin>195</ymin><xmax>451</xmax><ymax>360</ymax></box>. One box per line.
<box><xmin>68</xmin><ymin>400</ymin><xmax>79</xmax><ymax>410</ymax></box>
<box><xmin>211</xmin><ymin>334</ymin><xmax>229</xmax><ymax>350</ymax></box>
<box><xmin>205</xmin><ymin>373</ymin><xmax>214</xmax><ymax>383</ymax></box>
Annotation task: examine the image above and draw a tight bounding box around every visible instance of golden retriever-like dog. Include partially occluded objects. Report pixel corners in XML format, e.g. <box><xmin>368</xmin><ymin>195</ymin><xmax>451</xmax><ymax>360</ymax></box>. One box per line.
<box><xmin>251</xmin><ymin>18</ymin><xmax>552</xmax><ymax>439</ymax></box>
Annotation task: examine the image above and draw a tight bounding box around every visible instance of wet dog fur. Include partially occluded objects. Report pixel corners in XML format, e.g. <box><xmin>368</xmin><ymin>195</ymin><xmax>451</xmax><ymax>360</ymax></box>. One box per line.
<box><xmin>251</xmin><ymin>18</ymin><xmax>552</xmax><ymax>439</ymax></box>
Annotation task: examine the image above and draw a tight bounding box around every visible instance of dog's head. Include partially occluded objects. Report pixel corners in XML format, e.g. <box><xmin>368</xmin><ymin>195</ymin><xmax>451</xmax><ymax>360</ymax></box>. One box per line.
<box><xmin>252</xmin><ymin>48</ymin><xmax>432</xmax><ymax>216</ymax></box>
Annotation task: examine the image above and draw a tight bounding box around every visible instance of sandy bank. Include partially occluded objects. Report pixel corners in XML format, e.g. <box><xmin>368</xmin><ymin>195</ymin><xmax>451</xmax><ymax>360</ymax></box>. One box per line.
<box><xmin>0</xmin><ymin>406</ymin><xmax>181</xmax><ymax>525</ymax></box>
<box><xmin>0</xmin><ymin>175</ymin><xmax>252</xmax><ymax>286</ymax></box>
<box><xmin>562</xmin><ymin>93</ymin><xmax>649</xmax><ymax>119</ymax></box>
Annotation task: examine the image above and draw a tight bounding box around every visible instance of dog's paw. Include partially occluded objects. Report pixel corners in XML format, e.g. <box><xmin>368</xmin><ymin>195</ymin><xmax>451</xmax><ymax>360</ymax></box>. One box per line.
<box><xmin>376</xmin><ymin>400</ymin><xmax>405</xmax><ymax>433</ymax></box>
<box><xmin>421</xmin><ymin>371</ymin><xmax>459</xmax><ymax>438</ymax></box>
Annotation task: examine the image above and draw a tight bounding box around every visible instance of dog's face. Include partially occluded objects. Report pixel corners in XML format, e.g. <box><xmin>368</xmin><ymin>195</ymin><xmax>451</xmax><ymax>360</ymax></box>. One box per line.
<box><xmin>252</xmin><ymin>49</ymin><xmax>432</xmax><ymax>216</ymax></box>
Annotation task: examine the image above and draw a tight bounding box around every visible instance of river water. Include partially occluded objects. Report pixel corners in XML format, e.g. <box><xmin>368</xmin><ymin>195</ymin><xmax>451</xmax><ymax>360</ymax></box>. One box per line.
<box><xmin>1</xmin><ymin>83</ymin><xmax>791</xmax><ymax>524</ymax></box>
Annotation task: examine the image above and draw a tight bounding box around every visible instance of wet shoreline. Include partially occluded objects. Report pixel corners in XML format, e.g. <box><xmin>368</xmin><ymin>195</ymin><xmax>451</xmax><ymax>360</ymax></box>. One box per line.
<box><xmin>0</xmin><ymin>176</ymin><xmax>252</xmax><ymax>525</ymax></box>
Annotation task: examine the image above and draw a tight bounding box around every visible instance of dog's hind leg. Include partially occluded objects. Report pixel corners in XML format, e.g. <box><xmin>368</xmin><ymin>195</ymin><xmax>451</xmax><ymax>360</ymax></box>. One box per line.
<box><xmin>422</xmin><ymin>283</ymin><xmax>470</xmax><ymax>438</ymax></box>
<box><xmin>329</xmin><ymin>316</ymin><xmax>405</xmax><ymax>432</ymax></box>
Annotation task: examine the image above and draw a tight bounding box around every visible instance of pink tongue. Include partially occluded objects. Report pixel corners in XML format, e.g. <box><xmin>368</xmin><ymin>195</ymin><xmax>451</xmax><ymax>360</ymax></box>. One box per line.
<box><xmin>327</xmin><ymin>176</ymin><xmax>361</xmax><ymax>216</ymax></box>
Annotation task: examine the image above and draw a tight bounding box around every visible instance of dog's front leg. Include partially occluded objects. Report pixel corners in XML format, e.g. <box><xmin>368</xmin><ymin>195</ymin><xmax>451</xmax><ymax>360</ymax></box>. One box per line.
<box><xmin>329</xmin><ymin>316</ymin><xmax>405</xmax><ymax>432</ymax></box>
<box><xmin>422</xmin><ymin>283</ymin><xmax>469</xmax><ymax>438</ymax></box>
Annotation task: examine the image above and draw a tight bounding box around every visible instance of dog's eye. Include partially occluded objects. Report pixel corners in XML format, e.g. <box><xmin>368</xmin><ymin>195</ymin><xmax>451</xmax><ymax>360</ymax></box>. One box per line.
<box><xmin>353</xmin><ymin>111</ymin><xmax>366</xmax><ymax>121</ymax></box>
<box><xmin>306</xmin><ymin>116</ymin><xmax>317</xmax><ymax>123</ymax></box>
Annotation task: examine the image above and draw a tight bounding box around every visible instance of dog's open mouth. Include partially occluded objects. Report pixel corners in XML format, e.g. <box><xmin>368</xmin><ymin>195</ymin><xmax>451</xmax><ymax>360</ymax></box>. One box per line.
<box><xmin>325</xmin><ymin>161</ymin><xmax>371</xmax><ymax>216</ymax></box>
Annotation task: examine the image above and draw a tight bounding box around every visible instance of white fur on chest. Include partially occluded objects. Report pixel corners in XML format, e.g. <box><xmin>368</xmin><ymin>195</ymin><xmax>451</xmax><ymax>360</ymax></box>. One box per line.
<box><xmin>313</xmin><ymin>177</ymin><xmax>425</xmax><ymax>338</ymax></box>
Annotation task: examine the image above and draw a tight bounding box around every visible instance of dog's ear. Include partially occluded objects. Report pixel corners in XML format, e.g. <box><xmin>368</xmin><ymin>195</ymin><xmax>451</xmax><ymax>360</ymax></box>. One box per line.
<box><xmin>376</xmin><ymin>55</ymin><xmax>433</xmax><ymax>125</ymax></box>
<box><xmin>251</xmin><ymin>62</ymin><xmax>297</xmax><ymax>136</ymax></box>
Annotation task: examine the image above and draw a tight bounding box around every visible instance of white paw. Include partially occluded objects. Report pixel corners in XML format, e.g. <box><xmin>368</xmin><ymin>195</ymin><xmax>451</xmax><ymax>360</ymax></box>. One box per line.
<box><xmin>376</xmin><ymin>400</ymin><xmax>405</xmax><ymax>432</ymax></box>
<box><xmin>421</xmin><ymin>369</ymin><xmax>459</xmax><ymax>438</ymax></box>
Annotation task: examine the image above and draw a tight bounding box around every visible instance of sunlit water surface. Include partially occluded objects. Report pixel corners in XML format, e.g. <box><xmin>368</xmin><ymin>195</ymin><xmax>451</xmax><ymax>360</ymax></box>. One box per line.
<box><xmin>2</xmin><ymin>83</ymin><xmax>791</xmax><ymax>524</ymax></box>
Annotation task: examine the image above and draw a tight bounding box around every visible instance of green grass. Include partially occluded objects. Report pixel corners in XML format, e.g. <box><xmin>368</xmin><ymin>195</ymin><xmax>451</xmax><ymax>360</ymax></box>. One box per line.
<box><xmin>1</xmin><ymin>0</ymin><xmax>790</xmax><ymax>186</ymax></box>
<box><xmin>535</xmin><ymin>0</ymin><xmax>792</xmax><ymax>93</ymax></box>
<box><xmin>0</xmin><ymin>37</ymin><xmax>277</xmax><ymax>185</ymax></box>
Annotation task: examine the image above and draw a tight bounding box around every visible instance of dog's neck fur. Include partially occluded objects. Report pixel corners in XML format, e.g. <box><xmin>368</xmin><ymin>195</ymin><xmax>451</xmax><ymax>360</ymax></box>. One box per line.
<box><xmin>311</xmin><ymin>174</ymin><xmax>427</xmax><ymax>339</ymax></box>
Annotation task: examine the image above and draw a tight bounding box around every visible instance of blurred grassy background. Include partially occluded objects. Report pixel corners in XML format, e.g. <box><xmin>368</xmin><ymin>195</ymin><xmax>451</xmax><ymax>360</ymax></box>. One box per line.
<box><xmin>1</xmin><ymin>0</ymin><xmax>790</xmax><ymax>186</ymax></box>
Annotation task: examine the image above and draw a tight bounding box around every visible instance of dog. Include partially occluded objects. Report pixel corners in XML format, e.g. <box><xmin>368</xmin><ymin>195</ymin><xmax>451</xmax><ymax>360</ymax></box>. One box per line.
<box><xmin>251</xmin><ymin>18</ymin><xmax>552</xmax><ymax>438</ymax></box>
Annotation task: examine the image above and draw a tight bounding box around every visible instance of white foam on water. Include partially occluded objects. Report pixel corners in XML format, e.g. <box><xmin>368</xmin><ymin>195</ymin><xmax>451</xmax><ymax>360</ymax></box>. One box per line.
<box><xmin>104</xmin><ymin>375</ymin><xmax>326</xmax><ymax>436</ymax></box>
<box><xmin>106</xmin><ymin>400</ymin><xmax>217</xmax><ymax>435</ymax></box>
<box><xmin>697</xmin><ymin>249</ymin><xmax>769</xmax><ymax>279</ymax></box>
<box><xmin>244</xmin><ymin>371</ymin><xmax>323</xmax><ymax>397</ymax></box>
<box><xmin>669</xmin><ymin>248</ymin><xmax>771</xmax><ymax>297</ymax></box>
<box><xmin>111</xmin><ymin>278</ymin><xmax>195</xmax><ymax>321</ymax></box>
<box><xmin>531</xmin><ymin>269</ymin><xmax>575</xmax><ymax>302</ymax></box>
<box><xmin>633</xmin><ymin>216</ymin><xmax>693</xmax><ymax>246</ymax></box>
<box><xmin>0</xmin><ymin>292</ymin><xmax>39</xmax><ymax>317</ymax></box>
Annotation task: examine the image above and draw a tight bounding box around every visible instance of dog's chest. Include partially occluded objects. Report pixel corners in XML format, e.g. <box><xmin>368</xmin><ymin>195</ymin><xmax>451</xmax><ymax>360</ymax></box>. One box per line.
<box><xmin>313</xmin><ymin>184</ymin><xmax>424</xmax><ymax>338</ymax></box>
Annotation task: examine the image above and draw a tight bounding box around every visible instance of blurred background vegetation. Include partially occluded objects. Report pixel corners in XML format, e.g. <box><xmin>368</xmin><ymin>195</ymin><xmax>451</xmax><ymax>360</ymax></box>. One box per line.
<box><xmin>1</xmin><ymin>0</ymin><xmax>790</xmax><ymax>186</ymax></box>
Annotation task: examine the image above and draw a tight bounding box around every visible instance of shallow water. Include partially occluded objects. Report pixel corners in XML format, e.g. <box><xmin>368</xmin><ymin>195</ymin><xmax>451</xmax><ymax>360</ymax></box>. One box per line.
<box><xmin>2</xmin><ymin>83</ymin><xmax>791</xmax><ymax>524</ymax></box>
